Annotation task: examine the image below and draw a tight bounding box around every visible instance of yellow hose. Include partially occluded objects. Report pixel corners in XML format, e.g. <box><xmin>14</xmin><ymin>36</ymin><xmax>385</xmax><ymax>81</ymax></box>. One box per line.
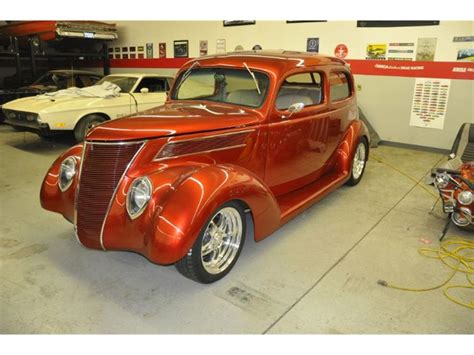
<box><xmin>378</xmin><ymin>238</ymin><xmax>474</xmax><ymax>309</ymax></box>
<box><xmin>370</xmin><ymin>154</ymin><xmax>473</xmax><ymax>308</ymax></box>
<box><xmin>370</xmin><ymin>153</ymin><xmax>440</xmax><ymax>199</ymax></box>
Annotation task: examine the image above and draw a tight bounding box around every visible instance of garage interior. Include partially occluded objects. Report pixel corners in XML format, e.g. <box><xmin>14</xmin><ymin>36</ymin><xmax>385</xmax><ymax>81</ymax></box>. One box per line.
<box><xmin>1</xmin><ymin>18</ymin><xmax>473</xmax><ymax>336</ymax></box>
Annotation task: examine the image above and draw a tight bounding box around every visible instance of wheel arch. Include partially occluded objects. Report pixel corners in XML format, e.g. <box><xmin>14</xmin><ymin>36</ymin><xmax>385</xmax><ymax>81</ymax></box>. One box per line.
<box><xmin>73</xmin><ymin>111</ymin><xmax>111</xmax><ymax>130</ymax></box>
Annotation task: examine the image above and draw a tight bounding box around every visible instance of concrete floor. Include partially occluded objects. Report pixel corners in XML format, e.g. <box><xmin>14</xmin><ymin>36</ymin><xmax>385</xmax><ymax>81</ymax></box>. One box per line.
<box><xmin>0</xmin><ymin>124</ymin><xmax>472</xmax><ymax>334</ymax></box>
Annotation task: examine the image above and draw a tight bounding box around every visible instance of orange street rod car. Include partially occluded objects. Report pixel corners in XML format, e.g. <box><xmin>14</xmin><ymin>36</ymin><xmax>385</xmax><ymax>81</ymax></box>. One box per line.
<box><xmin>40</xmin><ymin>51</ymin><xmax>370</xmax><ymax>283</ymax></box>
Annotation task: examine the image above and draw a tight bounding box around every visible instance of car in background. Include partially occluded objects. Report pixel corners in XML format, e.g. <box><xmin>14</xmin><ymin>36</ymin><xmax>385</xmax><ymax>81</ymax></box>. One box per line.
<box><xmin>40</xmin><ymin>51</ymin><xmax>370</xmax><ymax>283</ymax></box>
<box><xmin>0</xmin><ymin>70</ymin><xmax>103</xmax><ymax>123</ymax></box>
<box><xmin>2</xmin><ymin>73</ymin><xmax>173</xmax><ymax>141</ymax></box>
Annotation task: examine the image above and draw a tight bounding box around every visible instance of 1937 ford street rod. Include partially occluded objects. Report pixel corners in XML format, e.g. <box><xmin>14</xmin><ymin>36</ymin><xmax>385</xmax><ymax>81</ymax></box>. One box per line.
<box><xmin>40</xmin><ymin>51</ymin><xmax>370</xmax><ymax>283</ymax></box>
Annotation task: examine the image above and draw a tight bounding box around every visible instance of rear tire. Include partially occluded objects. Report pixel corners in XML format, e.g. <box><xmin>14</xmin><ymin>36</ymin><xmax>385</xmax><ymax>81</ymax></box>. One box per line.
<box><xmin>175</xmin><ymin>201</ymin><xmax>246</xmax><ymax>284</ymax></box>
<box><xmin>74</xmin><ymin>114</ymin><xmax>105</xmax><ymax>142</ymax></box>
<box><xmin>346</xmin><ymin>137</ymin><xmax>369</xmax><ymax>186</ymax></box>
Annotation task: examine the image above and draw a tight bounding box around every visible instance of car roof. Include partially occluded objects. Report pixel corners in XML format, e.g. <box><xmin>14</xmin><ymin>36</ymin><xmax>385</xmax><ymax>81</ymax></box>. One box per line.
<box><xmin>104</xmin><ymin>73</ymin><xmax>174</xmax><ymax>79</ymax></box>
<box><xmin>48</xmin><ymin>69</ymin><xmax>103</xmax><ymax>76</ymax></box>
<box><xmin>182</xmin><ymin>50</ymin><xmax>347</xmax><ymax>77</ymax></box>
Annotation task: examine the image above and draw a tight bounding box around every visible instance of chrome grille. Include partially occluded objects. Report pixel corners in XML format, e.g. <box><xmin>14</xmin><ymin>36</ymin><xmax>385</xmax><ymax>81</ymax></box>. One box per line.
<box><xmin>75</xmin><ymin>141</ymin><xmax>143</xmax><ymax>249</ymax></box>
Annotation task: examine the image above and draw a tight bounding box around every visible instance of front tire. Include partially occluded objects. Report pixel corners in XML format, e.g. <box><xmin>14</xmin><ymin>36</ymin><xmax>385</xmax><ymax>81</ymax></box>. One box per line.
<box><xmin>74</xmin><ymin>114</ymin><xmax>105</xmax><ymax>142</ymax></box>
<box><xmin>346</xmin><ymin>137</ymin><xmax>369</xmax><ymax>186</ymax></box>
<box><xmin>175</xmin><ymin>201</ymin><xmax>246</xmax><ymax>284</ymax></box>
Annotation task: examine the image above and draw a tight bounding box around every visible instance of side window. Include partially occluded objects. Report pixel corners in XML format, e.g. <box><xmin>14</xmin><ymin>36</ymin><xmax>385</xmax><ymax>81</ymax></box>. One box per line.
<box><xmin>276</xmin><ymin>72</ymin><xmax>323</xmax><ymax>110</ymax></box>
<box><xmin>329</xmin><ymin>72</ymin><xmax>351</xmax><ymax>102</ymax></box>
<box><xmin>135</xmin><ymin>77</ymin><xmax>167</xmax><ymax>93</ymax></box>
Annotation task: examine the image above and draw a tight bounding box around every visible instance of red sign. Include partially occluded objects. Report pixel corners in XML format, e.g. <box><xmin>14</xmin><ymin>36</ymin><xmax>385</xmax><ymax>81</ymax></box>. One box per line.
<box><xmin>346</xmin><ymin>59</ymin><xmax>474</xmax><ymax>80</ymax></box>
<box><xmin>334</xmin><ymin>44</ymin><xmax>348</xmax><ymax>59</ymax></box>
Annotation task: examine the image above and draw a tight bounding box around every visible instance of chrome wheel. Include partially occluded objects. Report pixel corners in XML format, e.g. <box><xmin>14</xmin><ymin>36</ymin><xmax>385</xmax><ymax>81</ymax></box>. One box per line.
<box><xmin>201</xmin><ymin>207</ymin><xmax>243</xmax><ymax>275</ymax></box>
<box><xmin>352</xmin><ymin>142</ymin><xmax>366</xmax><ymax>180</ymax></box>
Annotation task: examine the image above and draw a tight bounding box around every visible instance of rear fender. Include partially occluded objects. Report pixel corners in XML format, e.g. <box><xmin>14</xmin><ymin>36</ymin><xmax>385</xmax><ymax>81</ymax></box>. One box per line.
<box><xmin>334</xmin><ymin>120</ymin><xmax>370</xmax><ymax>176</ymax></box>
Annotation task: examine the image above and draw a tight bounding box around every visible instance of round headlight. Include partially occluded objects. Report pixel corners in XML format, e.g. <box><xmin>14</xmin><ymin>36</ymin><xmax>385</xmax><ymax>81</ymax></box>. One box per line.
<box><xmin>126</xmin><ymin>177</ymin><xmax>152</xmax><ymax>219</ymax></box>
<box><xmin>434</xmin><ymin>173</ymin><xmax>450</xmax><ymax>189</ymax></box>
<box><xmin>58</xmin><ymin>156</ymin><xmax>76</xmax><ymax>191</ymax></box>
<box><xmin>458</xmin><ymin>190</ymin><xmax>473</xmax><ymax>206</ymax></box>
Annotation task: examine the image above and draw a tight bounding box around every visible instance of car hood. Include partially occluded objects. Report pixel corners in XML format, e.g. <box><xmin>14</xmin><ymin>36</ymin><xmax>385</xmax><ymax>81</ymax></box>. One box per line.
<box><xmin>87</xmin><ymin>101</ymin><xmax>262</xmax><ymax>141</ymax></box>
<box><xmin>2</xmin><ymin>95</ymin><xmax>108</xmax><ymax>114</ymax></box>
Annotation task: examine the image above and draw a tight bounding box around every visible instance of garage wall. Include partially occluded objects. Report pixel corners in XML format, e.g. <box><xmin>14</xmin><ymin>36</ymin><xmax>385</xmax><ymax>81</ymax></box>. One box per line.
<box><xmin>96</xmin><ymin>20</ymin><xmax>474</xmax><ymax>150</ymax></box>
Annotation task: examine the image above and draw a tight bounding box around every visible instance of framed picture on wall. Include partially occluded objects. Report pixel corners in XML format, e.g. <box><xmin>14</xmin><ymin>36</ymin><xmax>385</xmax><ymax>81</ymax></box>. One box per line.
<box><xmin>223</xmin><ymin>21</ymin><xmax>255</xmax><ymax>27</ymax></box>
<box><xmin>307</xmin><ymin>38</ymin><xmax>319</xmax><ymax>52</ymax></box>
<box><xmin>286</xmin><ymin>20</ymin><xmax>327</xmax><ymax>23</ymax></box>
<box><xmin>174</xmin><ymin>40</ymin><xmax>189</xmax><ymax>58</ymax></box>
<box><xmin>159</xmin><ymin>43</ymin><xmax>167</xmax><ymax>58</ymax></box>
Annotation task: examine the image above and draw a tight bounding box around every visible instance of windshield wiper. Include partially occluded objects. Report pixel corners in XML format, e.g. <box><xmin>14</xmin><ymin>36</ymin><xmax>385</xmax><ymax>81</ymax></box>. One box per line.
<box><xmin>243</xmin><ymin>62</ymin><xmax>261</xmax><ymax>95</ymax></box>
<box><xmin>175</xmin><ymin>61</ymin><xmax>200</xmax><ymax>93</ymax></box>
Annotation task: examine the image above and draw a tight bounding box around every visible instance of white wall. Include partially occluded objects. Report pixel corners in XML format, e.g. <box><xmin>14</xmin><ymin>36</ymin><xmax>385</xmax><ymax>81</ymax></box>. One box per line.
<box><xmin>102</xmin><ymin>21</ymin><xmax>474</xmax><ymax>150</ymax></box>
<box><xmin>112</xmin><ymin>21</ymin><xmax>472</xmax><ymax>61</ymax></box>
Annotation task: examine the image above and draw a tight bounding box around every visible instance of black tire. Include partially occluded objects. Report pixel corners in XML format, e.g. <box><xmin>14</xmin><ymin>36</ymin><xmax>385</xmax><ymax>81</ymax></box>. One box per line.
<box><xmin>346</xmin><ymin>137</ymin><xmax>369</xmax><ymax>186</ymax></box>
<box><xmin>175</xmin><ymin>201</ymin><xmax>246</xmax><ymax>284</ymax></box>
<box><xmin>74</xmin><ymin>114</ymin><xmax>105</xmax><ymax>142</ymax></box>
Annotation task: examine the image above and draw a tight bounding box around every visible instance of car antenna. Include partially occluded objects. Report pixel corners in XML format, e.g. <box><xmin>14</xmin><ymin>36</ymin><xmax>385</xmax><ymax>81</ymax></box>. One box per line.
<box><xmin>243</xmin><ymin>62</ymin><xmax>261</xmax><ymax>95</ymax></box>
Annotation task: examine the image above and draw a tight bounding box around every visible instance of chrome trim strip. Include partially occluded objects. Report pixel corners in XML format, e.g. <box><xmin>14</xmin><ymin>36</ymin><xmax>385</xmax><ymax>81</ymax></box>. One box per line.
<box><xmin>99</xmin><ymin>141</ymin><xmax>147</xmax><ymax>251</ymax></box>
<box><xmin>165</xmin><ymin>129</ymin><xmax>255</xmax><ymax>144</ymax></box>
<box><xmin>153</xmin><ymin>129</ymin><xmax>255</xmax><ymax>161</ymax></box>
<box><xmin>73</xmin><ymin>145</ymin><xmax>88</xmax><ymax>248</ymax></box>
<box><xmin>154</xmin><ymin>144</ymin><xmax>247</xmax><ymax>162</ymax></box>
<box><xmin>84</xmin><ymin>140</ymin><xmax>147</xmax><ymax>145</ymax></box>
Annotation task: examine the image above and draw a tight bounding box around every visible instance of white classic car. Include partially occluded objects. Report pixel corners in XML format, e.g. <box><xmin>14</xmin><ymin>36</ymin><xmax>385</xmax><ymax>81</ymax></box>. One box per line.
<box><xmin>2</xmin><ymin>73</ymin><xmax>173</xmax><ymax>141</ymax></box>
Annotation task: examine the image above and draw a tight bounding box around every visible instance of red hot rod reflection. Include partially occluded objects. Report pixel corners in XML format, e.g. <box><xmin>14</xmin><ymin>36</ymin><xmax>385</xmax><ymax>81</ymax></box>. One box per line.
<box><xmin>40</xmin><ymin>51</ymin><xmax>370</xmax><ymax>283</ymax></box>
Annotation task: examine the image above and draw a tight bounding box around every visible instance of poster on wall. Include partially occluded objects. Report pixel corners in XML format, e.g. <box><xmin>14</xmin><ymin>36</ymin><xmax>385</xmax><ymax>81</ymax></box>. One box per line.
<box><xmin>416</xmin><ymin>38</ymin><xmax>437</xmax><ymax>61</ymax></box>
<box><xmin>334</xmin><ymin>44</ymin><xmax>348</xmax><ymax>59</ymax></box>
<box><xmin>159</xmin><ymin>43</ymin><xmax>166</xmax><ymax>58</ymax></box>
<box><xmin>306</xmin><ymin>38</ymin><xmax>319</xmax><ymax>53</ymax></box>
<box><xmin>387</xmin><ymin>42</ymin><xmax>415</xmax><ymax>61</ymax></box>
<box><xmin>174</xmin><ymin>40</ymin><xmax>189</xmax><ymax>58</ymax></box>
<box><xmin>216</xmin><ymin>39</ymin><xmax>226</xmax><ymax>53</ymax></box>
<box><xmin>137</xmin><ymin>46</ymin><xmax>144</xmax><ymax>59</ymax></box>
<box><xmin>409</xmin><ymin>78</ymin><xmax>451</xmax><ymax>130</ymax></box>
<box><xmin>457</xmin><ymin>48</ymin><xmax>474</xmax><ymax>61</ymax></box>
<box><xmin>366</xmin><ymin>43</ymin><xmax>386</xmax><ymax>60</ymax></box>
<box><xmin>199</xmin><ymin>40</ymin><xmax>208</xmax><ymax>56</ymax></box>
<box><xmin>453</xmin><ymin>36</ymin><xmax>474</xmax><ymax>42</ymax></box>
<box><xmin>146</xmin><ymin>43</ymin><xmax>153</xmax><ymax>58</ymax></box>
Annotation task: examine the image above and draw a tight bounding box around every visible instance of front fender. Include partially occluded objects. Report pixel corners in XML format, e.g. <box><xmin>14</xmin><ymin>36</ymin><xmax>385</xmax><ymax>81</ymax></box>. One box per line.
<box><xmin>102</xmin><ymin>163</ymin><xmax>281</xmax><ymax>265</ymax></box>
<box><xmin>40</xmin><ymin>144</ymin><xmax>83</xmax><ymax>222</ymax></box>
<box><xmin>149</xmin><ymin>164</ymin><xmax>281</xmax><ymax>264</ymax></box>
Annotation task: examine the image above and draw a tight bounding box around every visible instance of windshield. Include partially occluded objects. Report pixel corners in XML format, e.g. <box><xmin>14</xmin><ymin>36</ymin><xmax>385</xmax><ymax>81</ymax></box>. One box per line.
<box><xmin>96</xmin><ymin>76</ymin><xmax>138</xmax><ymax>93</ymax></box>
<box><xmin>171</xmin><ymin>68</ymin><xmax>270</xmax><ymax>108</ymax></box>
<box><xmin>33</xmin><ymin>72</ymin><xmax>71</xmax><ymax>89</ymax></box>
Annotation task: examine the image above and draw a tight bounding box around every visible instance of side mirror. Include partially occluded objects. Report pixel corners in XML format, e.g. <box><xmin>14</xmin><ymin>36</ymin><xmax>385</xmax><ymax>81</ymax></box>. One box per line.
<box><xmin>140</xmin><ymin>87</ymin><xmax>149</xmax><ymax>94</ymax></box>
<box><xmin>282</xmin><ymin>102</ymin><xmax>305</xmax><ymax>119</ymax></box>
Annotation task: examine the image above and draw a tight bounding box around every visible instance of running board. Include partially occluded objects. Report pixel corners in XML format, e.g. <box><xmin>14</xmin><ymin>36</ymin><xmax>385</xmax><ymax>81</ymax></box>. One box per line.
<box><xmin>277</xmin><ymin>171</ymin><xmax>349</xmax><ymax>224</ymax></box>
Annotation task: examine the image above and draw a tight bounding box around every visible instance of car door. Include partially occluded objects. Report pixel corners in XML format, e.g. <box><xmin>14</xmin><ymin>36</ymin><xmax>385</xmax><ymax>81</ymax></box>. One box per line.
<box><xmin>265</xmin><ymin>71</ymin><xmax>331</xmax><ymax>196</ymax></box>
<box><xmin>132</xmin><ymin>77</ymin><xmax>169</xmax><ymax>112</ymax></box>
